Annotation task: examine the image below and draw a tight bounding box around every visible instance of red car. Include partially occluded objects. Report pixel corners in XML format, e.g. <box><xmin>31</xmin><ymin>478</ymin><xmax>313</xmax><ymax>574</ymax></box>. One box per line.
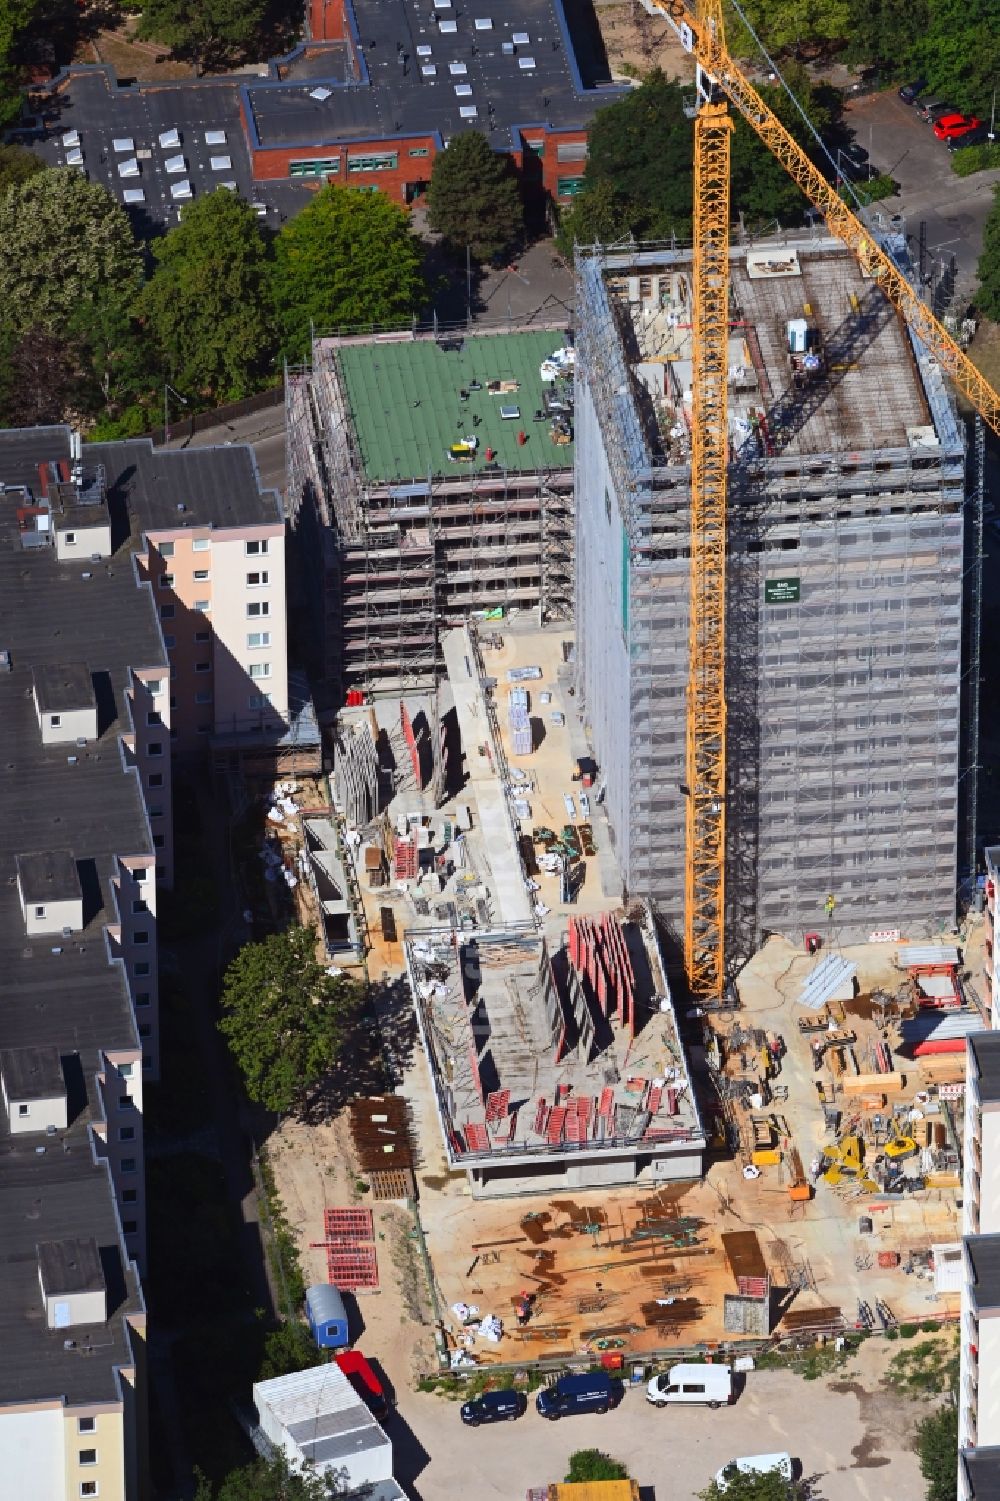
<box><xmin>933</xmin><ymin>114</ymin><xmax>983</xmax><ymax>140</ymax></box>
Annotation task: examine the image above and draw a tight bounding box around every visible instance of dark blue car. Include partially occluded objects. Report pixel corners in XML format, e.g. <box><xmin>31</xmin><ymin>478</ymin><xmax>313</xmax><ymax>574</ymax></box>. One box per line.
<box><xmin>460</xmin><ymin>1390</ymin><xmax>527</xmax><ymax>1426</ymax></box>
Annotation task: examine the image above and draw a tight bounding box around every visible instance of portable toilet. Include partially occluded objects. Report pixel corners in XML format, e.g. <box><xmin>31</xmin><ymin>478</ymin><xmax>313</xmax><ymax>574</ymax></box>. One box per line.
<box><xmin>305</xmin><ymin>1284</ymin><xmax>349</xmax><ymax>1350</ymax></box>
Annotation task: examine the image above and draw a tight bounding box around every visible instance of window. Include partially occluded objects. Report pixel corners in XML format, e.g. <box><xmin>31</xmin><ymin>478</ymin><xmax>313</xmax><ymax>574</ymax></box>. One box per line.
<box><xmin>131</xmin><ymin>899</ymin><xmax>146</xmax><ymax>915</ymax></box>
<box><xmin>34</xmin><ymin>905</ymin><xmax>46</xmax><ymax>919</ymax></box>
<box><xmin>80</xmin><ymin>1483</ymin><xmax>98</xmax><ymax>1498</ymax></box>
<box><xmin>135</xmin><ymin>989</ymin><xmax>150</xmax><ymax>1008</ymax></box>
<box><xmin>347</xmin><ymin>150</ymin><xmax>398</xmax><ymax>172</ymax></box>
<box><xmin>122</xmin><ymin>1188</ymin><xmax>138</xmax><ymax>1204</ymax></box>
<box><xmin>119</xmin><ymin>1126</ymin><xmax>135</xmax><ymax>1142</ymax></box>
<box><xmin>79</xmin><ymin>1449</ymin><xmax>97</xmax><ymax>1466</ymax></box>
<box><xmin>246</xmin><ymin>600</ymin><xmax>270</xmax><ymax>618</ymax></box>
<box><xmin>49</xmin><ymin>716</ymin><xmax>61</xmax><ymax>729</ymax></box>
<box><xmin>195</xmin><ymin>661</ymin><xmax>211</xmax><ymax>673</ymax></box>
<box><xmin>148</xmin><ymin>742</ymin><xmax>163</xmax><ymax>757</ymax></box>
<box><xmin>245</xmin><ymin>539</ymin><xmax>270</xmax><ymax>555</ymax></box>
<box><xmin>195</xmin><ymin>691</ymin><xmax>212</xmax><ymax>705</ymax></box>
<box><xmin>249</xmin><ymin>662</ymin><xmax>271</xmax><ymax>680</ymax></box>
<box><xmin>289</xmin><ymin>157</ymin><xmax>340</xmax><ymax>178</ymax></box>
<box><xmin>18</xmin><ymin>1104</ymin><xmax>29</xmax><ymax>1117</ymax></box>
<box><xmin>133</xmin><ymin>930</ymin><xmax>149</xmax><ymax>945</ymax></box>
<box><xmin>169</xmin><ymin>696</ymin><xmax>177</xmax><ymax>710</ymax></box>
<box><xmin>153</xmin><ymin>834</ymin><xmax>165</xmax><ymax>849</ymax></box>
<box><xmin>122</xmin><ymin>1220</ymin><xmax>138</xmax><ymax>1236</ymax></box>
<box><xmin>134</xmin><ymin>868</ymin><xmax>147</xmax><ymax>883</ymax></box>
<box><xmin>524</xmin><ymin>139</ymin><xmax>544</xmax><ymax>155</ymax></box>
<box><xmin>556</xmin><ymin>140</ymin><xmax>588</xmax><ymax>162</ymax></box>
<box><xmin>148</xmin><ymin>772</ymin><xmax>163</xmax><ymax>788</ymax></box>
<box><xmin>65</xmin><ymin>531</ymin><xmax>77</xmax><ymax>544</ymax></box>
<box><xmin>134</xmin><ymin>962</ymin><xmax>150</xmax><ymax>977</ymax></box>
<box><xmin>158</xmin><ymin>541</ymin><xmax>175</xmax><ymax>558</ymax></box>
<box><xmin>78</xmin><ymin>1418</ymin><xmax>96</xmax><ymax>1434</ymax></box>
<box><xmin>155</xmin><ymin>864</ymin><xmax>165</xmax><ymax>879</ymax></box>
<box><xmin>147</xmin><ymin>678</ymin><xmax>163</xmax><ymax>696</ymax></box>
<box><xmin>138</xmin><ymin>1024</ymin><xmax>151</xmax><ymax>1040</ymax></box>
<box><xmin>160</xmin><ymin>605</ymin><xmax>175</xmax><ymax>620</ymax></box>
<box><xmin>194</xmin><ymin>600</ymin><xmax>210</xmax><ymax>612</ymax></box>
<box><xmin>163</xmin><ymin>635</ymin><xmax>176</xmax><ymax>650</ymax></box>
<box><xmin>408</xmin><ymin>146</ymin><xmax>430</xmax><ymax>157</ymax></box>
<box><xmin>195</xmin><ymin>630</ymin><xmax>210</xmax><ymax>643</ymax></box>
<box><xmin>159</xmin><ymin>574</ymin><xmax>174</xmax><ymax>589</ymax></box>
<box><xmin>246</xmin><ymin>571</ymin><xmax>269</xmax><ymax>587</ymax></box>
<box><xmin>146</xmin><ymin>711</ymin><xmax>160</xmax><ymax>727</ymax></box>
<box><xmin>247</xmin><ymin>631</ymin><xmax>271</xmax><ymax>649</ymax></box>
<box><xmin>193</xmin><ymin>569</ymin><xmax>210</xmax><ymax>581</ymax></box>
<box><xmin>198</xmin><ymin>723</ymin><xmax>211</xmax><ymax>734</ymax></box>
<box><xmin>150</xmin><ymin>807</ymin><xmax>163</xmax><ymax>819</ymax></box>
<box><xmin>192</xmin><ymin>537</ymin><xmax>210</xmax><ymax>552</ymax></box>
<box><xmin>119</xmin><ymin>1094</ymin><xmax>134</xmax><ymax>1110</ymax></box>
<box><xmin>121</xmin><ymin>1156</ymin><xmax>137</xmax><ymax>1174</ymax></box>
<box><xmin>557</xmin><ymin>175</ymin><xmax>585</xmax><ymax>197</ymax></box>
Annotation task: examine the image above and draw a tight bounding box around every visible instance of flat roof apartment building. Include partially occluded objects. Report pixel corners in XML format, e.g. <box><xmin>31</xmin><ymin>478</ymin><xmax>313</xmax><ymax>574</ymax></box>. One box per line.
<box><xmin>573</xmin><ymin>237</ymin><xmax>970</xmax><ymax>954</ymax></box>
<box><xmin>961</xmin><ymin>1030</ymin><xmax>1000</xmax><ymax>1499</ymax></box>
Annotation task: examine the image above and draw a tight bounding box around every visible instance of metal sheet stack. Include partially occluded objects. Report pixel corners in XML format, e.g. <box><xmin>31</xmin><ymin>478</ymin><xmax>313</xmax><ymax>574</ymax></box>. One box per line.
<box><xmin>508</xmin><ymin>685</ymin><xmax>532</xmax><ymax>756</ymax></box>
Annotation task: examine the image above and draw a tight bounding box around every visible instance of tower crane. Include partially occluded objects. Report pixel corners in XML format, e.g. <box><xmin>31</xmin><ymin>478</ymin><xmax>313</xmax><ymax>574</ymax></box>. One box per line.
<box><xmin>641</xmin><ymin>0</ymin><xmax>1000</xmax><ymax>998</ymax></box>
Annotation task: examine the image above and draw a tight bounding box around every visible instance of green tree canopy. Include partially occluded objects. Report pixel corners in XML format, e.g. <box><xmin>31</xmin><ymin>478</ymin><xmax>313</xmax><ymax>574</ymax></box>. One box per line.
<box><xmin>194</xmin><ymin>1455</ymin><xmax>341</xmax><ymax>1501</ymax></box>
<box><xmin>698</xmin><ymin>1468</ymin><xmax>795</xmax><ymax>1501</ymax></box>
<box><xmin>271</xmin><ymin>184</ymin><xmax>427</xmax><ymax>358</ymax></box>
<box><xmin>0</xmin><ymin>0</ymin><xmax>41</xmax><ymax>127</ymax></box>
<box><xmin>976</xmin><ymin>184</ymin><xmax>1000</xmax><ymax>321</ymax></box>
<box><xmin>219</xmin><ymin>926</ymin><xmax>364</xmax><ymax>1115</ymax></box>
<box><xmin>556</xmin><ymin>71</ymin><xmax>834</xmax><ymax>253</ymax></box>
<box><xmin>139</xmin><ymin>0</ymin><xmax>268</xmax><ymax>69</ymax></box>
<box><xmin>733</xmin><ymin>0</ymin><xmax>851</xmax><ymax>52</ymax></box>
<box><xmin>426</xmin><ymin>131</ymin><xmax>524</xmax><ymax>261</ymax></box>
<box><xmin>565</xmin><ymin>1450</ymin><xmax>630</xmax><ymax>1482</ymax></box>
<box><xmin>258</xmin><ymin>1320</ymin><xmax>320</xmax><ymax>1383</ymax></box>
<box><xmin>140</xmin><ymin>188</ymin><xmax>277</xmax><ymax>401</ymax></box>
<box><xmin>0</xmin><ymin>168</ymin><xmax>143</xmax><ymax>335</ymax></box>
<box><xmin>913</xmin><ymin>0</ymin><xmax>1000</xmax><ymax>116</ymax></box>
<box><xmin>0</xmin><ymin>142</ymin><xmax>43</xmax><ymax>196</ymax></box>
<box><xmin>917</xmin><ymin>1403</ymin><xmax>958</xmax><ymax>1501</ymax></box>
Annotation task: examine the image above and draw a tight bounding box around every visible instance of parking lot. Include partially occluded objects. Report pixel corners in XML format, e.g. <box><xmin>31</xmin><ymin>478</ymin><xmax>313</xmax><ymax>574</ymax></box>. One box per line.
<box><xmin>387</xmin><ymin>1337</ymin><xmax>926</xmax><ymax>1501</ymax></box>
<box><xmin>844</xmin><ymin>89</ymin><xmax>1000</xmax><ymax>288</ymax></box>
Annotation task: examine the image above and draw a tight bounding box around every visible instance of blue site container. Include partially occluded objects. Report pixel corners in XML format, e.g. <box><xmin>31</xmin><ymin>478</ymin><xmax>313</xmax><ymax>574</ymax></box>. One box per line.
<box><xmin>305</xmin><ymin>1283</ymin><xmax>349</xmax><ymax>1349</ymax></box>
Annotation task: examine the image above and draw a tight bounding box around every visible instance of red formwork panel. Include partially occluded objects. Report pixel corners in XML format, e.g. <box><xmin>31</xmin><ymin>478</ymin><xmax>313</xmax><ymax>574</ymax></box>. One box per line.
<box><xmin>546</xmin><ymin>1106</ymin><xmax>568</xmax><ymax>1144</ymax></box>
<box><xmin>564</xmin><ymin>1112</ymin><xmax>582</xmax><ymax>1143</ymax></box>
<box><xmin>647</xmin><ymin>1084</ymin><xmax>663</xmax><ymax>1115</ymax></box>
<box><xmin>324</xmin><ymin>1208</ymin><xmax>374</xmax><ymax>1242</ymax></box>
<box><xmin>485</xmin><ymin>1088</ymin><xmax>511</xmax><ymax>1123</ymax></box>
<box><xmin>465</xmin><ymin>1121</ymin><xmax>491</xmax><ymax>1151</ymax></box>
<box><xmin>533</xmin><ymin>1097</ymin><xmax>548</xmax><ymax>1136</ymax></box>
<box><xmin>598</xmin><ymin>1086</ymin><xmax>615</xmax><ymax>1118</ymax></box>
<box><xmin>327</xmin><ymin>1243</ymin><xmax>379</xmax><ymax>1290</ymax></box>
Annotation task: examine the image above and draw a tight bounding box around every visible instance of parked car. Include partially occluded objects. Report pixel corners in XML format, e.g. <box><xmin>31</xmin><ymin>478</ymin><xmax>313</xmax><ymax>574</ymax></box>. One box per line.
<box><xmin>922</xmin><ymin>101</ymin><xmax>958</xmax><ymax>124</ymax></box>
<box><xmin>917</xmin><ymin>96</ymin><xmax>947</xmax><ymax>120</ymax></box>
<box><xmin>949</xmin><ymin>125</ymin><xmax>991</xmax><ymax>150</ymax></box>
<box><xmin>647</xmin><ymin>1363</ymin><xmax>734</xmax><ymax>1409</ymax></box>
<box><xmin>899</xmin><ymin>77</ymin><xmax>928</xmax><ymax>103</ymax></box>
<box><xmin>460</xmin><ymin>1390</ymin><xmax>527</xmax><ymax>1426</ymax></box>
<box><xmin>536</xmin><ymin>1372</ymin><xmax>619</xmax><ymax>1420</ymax></box>
<box><xmin>715</xmin><ymin>1453</ymin><xmax>794</xmax><ymax>1493</ymax></box>
<box><xmin>934</xmin><ymin>114</ymin><xmax>983</xmax><ymax>140</ymax></box>
<box><xmin>334</xmin><ymin>1351</ymin><xmax>390</xmax><ymax>1420</ymax></box>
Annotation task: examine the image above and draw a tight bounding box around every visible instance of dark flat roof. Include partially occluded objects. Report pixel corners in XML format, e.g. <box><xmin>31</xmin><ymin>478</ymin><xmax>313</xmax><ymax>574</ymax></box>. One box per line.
<box><xmin>38</xmin><ymin>1235</ymin><xmax>105</xmax><ymax>1296</ymax></box>
<box><xmin>90</xmin><ymin>438</ymin><xmax>281</xmax><ymax>534</ymax></box>
<box><xmin>0</xmin><ymin>1138</ymin><xmax>142</xmax><ymax>1403</ymax></box>
<box><xmin>32</xmin><ymin>662</ymin><xmax>96</xmax><ymax>714</ymax></box>
<box><xmin>963</xmin><ymin>1448</ymin><xmax>1000</xmax><ymax>1497</ymax></box>
<box><xmin>16</xmin><ymin>851</ymin><xmax>82</xmax><ymax>904</ymax></box>
<box><xmin>969</xmin><ymin>1031</ymin><xmax>1000</xmax><ymax>1103</ymax></box>
<box><xmin>0</xmin><ymin>1047</ymin><xmax>66</xmax><ymax>1102</ymax></box>
<box><xmin>24</xmin><ymin>67</ymin><xmax>313</xmax><ymax>234</ymax></box>
<box><xmin>246</xmin><ymin>0</ymin><xmax>621</xmax><ymax>153</ymax></box>
<box><xmin>966</xmin><ymin>1234</ymin><xmax>1000</xmax><ymax>1307</ymax></box>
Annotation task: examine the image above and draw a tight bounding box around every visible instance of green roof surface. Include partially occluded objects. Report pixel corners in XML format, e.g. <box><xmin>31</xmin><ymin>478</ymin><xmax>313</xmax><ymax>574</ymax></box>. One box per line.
<box><xmin>336</xmin><ymin>331</ymin><xmax>574</xmax><ymax>484</ymax></box>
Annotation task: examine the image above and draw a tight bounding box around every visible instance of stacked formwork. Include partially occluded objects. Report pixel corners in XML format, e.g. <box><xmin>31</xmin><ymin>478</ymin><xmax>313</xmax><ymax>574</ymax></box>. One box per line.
<box><xmin>574</xmin><ymin>239</ymin><xmax>970</xmax><ymax>954</ymax></box>
<box><xmin>286</xmin><ymin>328</ymin><xmax>576</xmax><ymax>701</ymax></box>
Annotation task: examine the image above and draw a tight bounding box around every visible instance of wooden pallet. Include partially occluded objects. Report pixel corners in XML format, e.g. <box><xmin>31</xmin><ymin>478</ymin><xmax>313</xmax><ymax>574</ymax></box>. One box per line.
<box><xmin>365</xmin><ymin>1167</ymin><xmax>416</xmax><ymax>1201</ymax></box>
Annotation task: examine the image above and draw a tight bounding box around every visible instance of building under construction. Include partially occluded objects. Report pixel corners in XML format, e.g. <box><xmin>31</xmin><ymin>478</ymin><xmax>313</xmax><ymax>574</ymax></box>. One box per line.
<box><xmin>287</xmin><ymin>325</ymin><xmax>576</xmax><ymax>706</ymax></box>
<box><xmin>574</xmin><ymin>234</ymin><xmax>974</xmax><ymax>958</ymax></box>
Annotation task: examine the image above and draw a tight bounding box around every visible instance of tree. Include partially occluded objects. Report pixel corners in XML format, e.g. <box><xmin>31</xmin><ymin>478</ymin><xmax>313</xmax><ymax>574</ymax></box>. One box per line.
<box><xmin>219</xmin><ymin>926</ymin><xmax>364</xmax><ymax>1115</ymax></box>
<box><xmin>0</xmin><ymin>324</ymin><xmax>84</xmax><ymax>427</ymax></box>
<box><xmin>258</xmin><ymin>1320</ymin><xmax>319</xmax><ymax>1382</ymax></box>
<box><xmin>426</xmin><ymin>132</ymin><xmax>524</xmax><ymax>261</ymax></box>
<box><xmin>913</xmin><ymin>0</ymin><xmax>1000</xmax><ymax>116</ymax></box>
<box><xmin>0</xmin><ymin>169</ymin><xmax>143</xmax><ymax>336</ymax></box>
<box><xmin>0</xmin><ymin>142</ymin><xmax>43</xmax><ymax>196</ymax></box>
<box><xmin>271</xmin><ymin>184</ymin><xmax>426</xmax><ymax>357</ymax></box>
<box><xmin>565</xmin><ymin>1451</ymin><xmax>630</xmax><ymax>1483</ymax></box>
<box><xmin>698</xmin><ymin>1470</ymin><xmax>795</xmax><ymax>1501</ymax></box>
<box><xmin>194</xmin><ymin>1455</ymin><xmax>341</xmax><ymax>1501</ymax></box>
<box><xmin>976</xmin><ymin>185</ymin><xmax>1000</xmax><ymax>321</ymax></box>
<box><xmin>139</xmin><ymin>0</ymin><xmax>268</xmax><ymax>69</ymax></box>
<box><xmin>733</xmin><ymin>0</ymin><xmax>852</xmax><ymax>52</ymax></box>
<box><xmin>0</xmin><ymin>0</ymin><xmax>41</xmax><ymax>128</ymax></box>
<box><xmin>916</xmin><ymin>1403</ymin><xmax>958</xmax><ymax>1501</ymax></box>
<box><xmin>140</xmin><ymin>189</ymin><xmax>277</xmax><ymax>401</ymax></box>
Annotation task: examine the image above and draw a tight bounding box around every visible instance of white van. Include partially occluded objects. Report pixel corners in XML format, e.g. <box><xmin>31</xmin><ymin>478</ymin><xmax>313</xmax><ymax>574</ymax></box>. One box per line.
<box><xmin>646</xmin><ymin>1362</ymin><xmax>733</xmax><ymax>1409</ymax></box>
<box><xmin>715</xmin><ymin>1453</ymin><xmax>793</xmax><ymax>1492</ymax></box>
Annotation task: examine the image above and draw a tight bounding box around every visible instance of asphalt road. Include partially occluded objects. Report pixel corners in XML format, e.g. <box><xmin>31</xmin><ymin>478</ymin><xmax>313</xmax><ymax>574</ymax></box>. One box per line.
<box><xmin>162</xmin><ymin>406</ymin><xmax>287</xmax><ymax>495</ymax></box>
<box><xmin>844</xmin><ymin>91</ymin><xmax>1000</xmax><ymax>293</ymax></box>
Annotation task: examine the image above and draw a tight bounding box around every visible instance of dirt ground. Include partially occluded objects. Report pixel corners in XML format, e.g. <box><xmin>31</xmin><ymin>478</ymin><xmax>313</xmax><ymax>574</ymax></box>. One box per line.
<box><xmin>83</xmin><ymin>30</ymin><xmax>196</xmax><ymax>82</ymax></box>
<box><xmin>594</xmin><ymin>2</ymin><xmax>693</xmax><ymax>82</ymax></box>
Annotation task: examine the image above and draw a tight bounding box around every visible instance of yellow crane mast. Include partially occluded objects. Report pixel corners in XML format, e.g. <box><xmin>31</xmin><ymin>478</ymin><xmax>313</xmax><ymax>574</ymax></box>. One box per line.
<box><xmin>647</xmin><ymin>0</ymin><xmax>1000</xmax><ymax>997</ymax></box>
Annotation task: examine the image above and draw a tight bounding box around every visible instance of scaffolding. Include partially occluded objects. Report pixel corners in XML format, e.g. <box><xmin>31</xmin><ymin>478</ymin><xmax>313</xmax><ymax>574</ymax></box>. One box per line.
<box><xmin>574</xmin><ymin>235</ymin><xmax>969</xmax><ymax>957</ymax></box>
<box><xmin>286</xmin><ymin>323</ymin><xmax>576</xmax><ymax>703</ymax></box>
